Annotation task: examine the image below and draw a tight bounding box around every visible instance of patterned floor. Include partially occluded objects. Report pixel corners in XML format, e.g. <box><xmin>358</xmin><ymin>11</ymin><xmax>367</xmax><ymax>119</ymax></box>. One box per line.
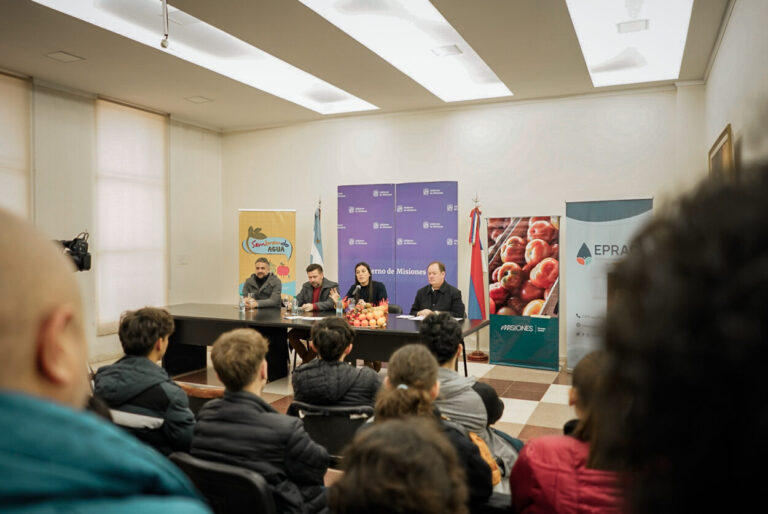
<box><xmin>173</xmin><ymin>353</ymin><xmax>575</xmax><ymax>444</ymax></box>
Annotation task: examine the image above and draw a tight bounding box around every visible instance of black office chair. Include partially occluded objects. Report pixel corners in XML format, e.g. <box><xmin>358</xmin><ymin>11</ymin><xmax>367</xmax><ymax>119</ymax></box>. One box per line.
<box><xmin>387</xmin><ymin>304</ymin><xmax>403</xmax><ymax>314</ymax></box>
<box><xmin>287</xmin><ymin>401</ymin><xmax>374</xmax><ymax>468</ymax></box>
<box><xmin>170</xmin><ymin>452</ymin><xmax>276</xmax><ymax>514</ymax></box>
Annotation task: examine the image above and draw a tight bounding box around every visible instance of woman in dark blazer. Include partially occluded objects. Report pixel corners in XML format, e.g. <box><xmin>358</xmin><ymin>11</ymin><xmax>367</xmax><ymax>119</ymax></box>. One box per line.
<box><xmin>344</xmin><ymin>262</ymin><xmax>388</xmax><ymax>305</ymax></box>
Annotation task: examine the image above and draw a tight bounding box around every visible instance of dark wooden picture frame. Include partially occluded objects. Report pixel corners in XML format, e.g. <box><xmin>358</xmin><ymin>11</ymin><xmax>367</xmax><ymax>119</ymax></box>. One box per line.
<box><xmin>708</xmin><ymin>123</ymin><xmax>735</xmax><ymax>180</ymax></box>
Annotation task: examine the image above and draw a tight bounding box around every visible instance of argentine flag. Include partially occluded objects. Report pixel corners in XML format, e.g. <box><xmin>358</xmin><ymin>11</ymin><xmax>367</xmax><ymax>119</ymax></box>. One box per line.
<box><xmin>311</xmin><ymin>206</ymin><xmax>324</xmax><ymax>266</ymax></box>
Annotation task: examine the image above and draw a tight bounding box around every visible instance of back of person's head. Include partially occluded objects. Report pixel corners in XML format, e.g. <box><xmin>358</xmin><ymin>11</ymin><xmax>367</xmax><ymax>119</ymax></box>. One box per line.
<box><xmin>330</xmin><ymin>417</ymin><xmax>468</xmax><ymax>514</ymax></box>
<box><xmin>419</xmin><ymin>312</ymin><xmax>462</xmax><ymax>364</ymax></box>
<box><xmin>118</xmin><ymin>307</ymin><xmax>174</xmax><ymax>357</ymax></box>
<box><xmin>0</xmin><ymin>208</ymin><xmax>89</xmax><ymax>408</ymax></box>
<box><xmin>592</xmin><ymin>164</ymin><xmax>768</xmax><ymax>513</ymax></box>
<box><xmin>569</xmin><ymin>350</ymin><xmax>606</xmax><ymax>442</ymax></box>
<box><xmin>310</xmin><ymin>317</ymin><xmax>354</xmax><ymax>360</ymax></box>
<box><xmin>211</xmin><ymin>328</ymin><xmax>268</xmax><ymax>391</ymax></box>
<box><xmin>375</xmin><ymin>344</ymin><xmax>438</xmax><ymax>421</ymax></box>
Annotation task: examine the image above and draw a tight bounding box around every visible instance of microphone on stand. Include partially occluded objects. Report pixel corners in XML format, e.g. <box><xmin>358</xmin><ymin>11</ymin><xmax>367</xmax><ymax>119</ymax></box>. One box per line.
<box><xmin>353</xmin><ymin>284</ymin><xmax>361</xmax><ymax>301</ymax></box>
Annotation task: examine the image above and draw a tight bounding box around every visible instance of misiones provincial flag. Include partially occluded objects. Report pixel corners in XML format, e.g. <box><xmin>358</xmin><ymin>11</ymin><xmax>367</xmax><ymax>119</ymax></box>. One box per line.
<box><xmin>468</xmin><ymin>207</ymin><xmax>486</xmax><ymax>320</ymax></box>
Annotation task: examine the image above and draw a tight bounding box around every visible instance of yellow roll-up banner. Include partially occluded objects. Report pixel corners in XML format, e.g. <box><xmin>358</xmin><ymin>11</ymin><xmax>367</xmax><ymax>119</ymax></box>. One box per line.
<box><xmin>238</xmin><ymin>209</ymin><xmax>297</xmax><ymax>298</ymax></box>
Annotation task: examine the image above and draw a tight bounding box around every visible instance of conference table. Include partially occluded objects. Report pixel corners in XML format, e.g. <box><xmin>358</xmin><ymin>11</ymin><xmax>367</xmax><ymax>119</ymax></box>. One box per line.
<box><xmin>162</xmin><ymin>303</ymin><xmax>489</xmax><ymax>382</ymax></box>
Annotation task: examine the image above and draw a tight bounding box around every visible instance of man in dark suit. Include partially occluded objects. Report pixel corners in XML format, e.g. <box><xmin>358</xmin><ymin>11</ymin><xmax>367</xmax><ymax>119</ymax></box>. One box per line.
<box><xmin>410</xmin><ymin>261</ymin><xmax>465</xmax><ymax>318</ymax></box>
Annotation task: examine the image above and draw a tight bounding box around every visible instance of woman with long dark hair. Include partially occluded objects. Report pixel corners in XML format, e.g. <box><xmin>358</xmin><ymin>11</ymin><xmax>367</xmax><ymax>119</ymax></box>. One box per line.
<box><xmin>344</xmin><ymin>262</ymin><xmax>387</xmax><ymax>305</ymax></box>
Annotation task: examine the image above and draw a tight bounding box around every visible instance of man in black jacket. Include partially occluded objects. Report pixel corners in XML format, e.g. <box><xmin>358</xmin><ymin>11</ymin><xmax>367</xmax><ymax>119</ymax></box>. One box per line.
<box><xmin>292</xmin><ymin>317</ymin><xmax>381</xmax><ymax>407</ymax></box>
<box><xmin>289</xmin><ymin>264</ymin><xmax>339</xmax><ymax>362</ymax></box>
<box><xmin>94</xmin><ymin>307</ymin><xmax>195</xmax><ymax>455</ymax></box>
<box><xmin>191</xmin><ymin>328</ymin><xmax>329</xmax><ymax>514</ymax></box>
<box><xmin>410</xmin><ymin>261</ymin><xmax>466</xmax><ymax>318</ymax></box>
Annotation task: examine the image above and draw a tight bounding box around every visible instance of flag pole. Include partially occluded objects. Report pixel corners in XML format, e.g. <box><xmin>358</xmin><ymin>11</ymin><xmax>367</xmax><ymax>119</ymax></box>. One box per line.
<box><xmin>468</xmin><ymin>193</ymin><xmax>489</xmax><ymax>362</ymax></box>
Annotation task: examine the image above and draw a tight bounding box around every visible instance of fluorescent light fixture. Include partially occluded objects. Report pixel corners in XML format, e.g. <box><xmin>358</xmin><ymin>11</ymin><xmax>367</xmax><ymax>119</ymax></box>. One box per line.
<box><xmin>31</xmin><ymin>0</ymin><xmax>378</xmax><ymax>114</ymax></box>
<box><xmin>45</xmin><ymin>50</ymin><xmax>85</xmax><ymax>63</ymax></box>
<box><xmin>299</xmin><ymin>0</ymin><xmax>512</xmax><ymax>102</ymax></box>
<box><xmin>564</xmin><ymin>0</ymin><xmax>693</xmax><ymax>87</ymax></box>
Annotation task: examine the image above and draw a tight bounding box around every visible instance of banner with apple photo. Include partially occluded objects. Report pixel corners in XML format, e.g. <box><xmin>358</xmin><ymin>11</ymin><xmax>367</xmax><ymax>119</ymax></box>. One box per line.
<box><xmin>565</xmin><ymin>199</ymin><xmax>652</xmax><ymax>369</ymax></box>
<box><xmin>487</xmin><ymin>216</ymin><xmax>560</xmax><ymax>370</ymax></box>
<box><xmin>239</xmin><ymin>209</ymin><xmax>296</xmax><ymax>297</ymax></box>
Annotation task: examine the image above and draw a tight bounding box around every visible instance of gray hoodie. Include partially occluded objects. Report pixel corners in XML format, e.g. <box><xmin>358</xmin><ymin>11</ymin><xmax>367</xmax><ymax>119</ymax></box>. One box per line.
<box><xmin>436</xmin><ymin>367</ymin><xmax>518</xmax><ymax>475</ymax></box>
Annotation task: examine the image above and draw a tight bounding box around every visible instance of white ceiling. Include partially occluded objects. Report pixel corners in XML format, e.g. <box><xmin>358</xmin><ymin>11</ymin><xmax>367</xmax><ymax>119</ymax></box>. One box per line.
<box><xmin>0</xmin><ymin>0</ymin><xmax>730</xmax><ymax>132</ymax></box>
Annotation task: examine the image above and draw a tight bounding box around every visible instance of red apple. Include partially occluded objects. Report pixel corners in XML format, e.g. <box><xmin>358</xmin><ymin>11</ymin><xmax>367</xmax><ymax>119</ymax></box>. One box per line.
<box><xmin>527</xmin><ymin>220</ymin><xmax>558</xmax><ymax>244</ymax></box>
<box><xmin>498</xmin><ymin>262</ymin><xmax>523</xmax><ymax>291</ymax></box>
<box><xmin>530</xmin><ymin>258</ymin><xmax>559</xmax><ymax>289</ymax></box>
<box><xmin>525</xmin><ymin>239</ymin><xmax>552</xmax><ymax>267</ymax></box>
<box><xmin>519</xmin><ymin>280</ymin><xmax>544</xmax><ymax>302</ymax></box>
<box><xmin>501</xmin><ymin>236</ymin><xmax>526</xmax><ymax>264</ymax></box>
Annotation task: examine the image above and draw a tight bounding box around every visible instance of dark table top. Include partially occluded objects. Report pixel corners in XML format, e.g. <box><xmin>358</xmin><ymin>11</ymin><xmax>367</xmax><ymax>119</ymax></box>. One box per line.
<box><xmin>166</xmin><ymin>303</ymin><xmax>488</xmax><ymax>337</ymax></box>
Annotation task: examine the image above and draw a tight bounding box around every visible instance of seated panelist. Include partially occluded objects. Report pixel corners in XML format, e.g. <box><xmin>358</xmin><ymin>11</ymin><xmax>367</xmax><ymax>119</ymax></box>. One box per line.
<box><xmin>410</xmin><ymin>261</ymin><xmax>465</xmax><ymax>318</ymax></box>
<box><xmin>344</xmin><ymin>262</ymin><xmax>388</xmax><ymax>306</ymax></box>
<box><xmin>242</xmin><ymin>257</ymin><xmax>282</xmax><ymax>309</ymax></box>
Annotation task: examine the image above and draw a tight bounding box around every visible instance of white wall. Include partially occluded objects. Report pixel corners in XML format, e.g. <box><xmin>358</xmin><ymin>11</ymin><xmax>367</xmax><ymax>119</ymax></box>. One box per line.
<box><xmin>706</xmin><ymin>0</ymin><xmax>768</xmax><ymax>166</ymax></box>
<box><xmin>168</xmin><ymin>120</ymin><xmax>226</xmax><ymax>305</ymax></box>
<box><xmin>222</xmin><ymin>87</ymin><xmax>707</xmax><ymax>357</ymax></box>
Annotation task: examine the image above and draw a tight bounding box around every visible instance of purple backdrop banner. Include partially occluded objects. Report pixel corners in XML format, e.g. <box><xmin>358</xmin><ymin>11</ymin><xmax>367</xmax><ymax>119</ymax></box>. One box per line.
<box><xmin>394</xmin><ymin>181</ymin><xmax>458</xmax><ymax>310</ymax></box>
<box><xmin>337</xmin><ymin>184</ymin><xmax>396</xmax><ymax>302</ymax></box>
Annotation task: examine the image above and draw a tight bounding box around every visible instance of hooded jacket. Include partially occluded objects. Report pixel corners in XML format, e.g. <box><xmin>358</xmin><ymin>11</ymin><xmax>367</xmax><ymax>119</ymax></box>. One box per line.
<box><xmin>292</xmin><ymin>359</ymin><xmax>381</xmax><ymax>406</ymax></box>
<box><xmin>94</xmin><ymin>355</ymin><xmax>195</xmax><ymax>455</ymax></box>
<box><xmin>0</xmin><ymin>392</ymin><xmax>209</xmax><ymax>513</ymax></box>
<box><xmin>191</xmin><ymin>390</ymin><xmax>330</xmax><ymax>514</ymax></box>
<box><xmin>509</xmin><ymin>435</ymin><xmax>622</xmax><ymax>514</ymax></box>
<box><xmin>436</xmin><ymin>367</ymin><xmax>518</xmax><ymax>475</ymax></box>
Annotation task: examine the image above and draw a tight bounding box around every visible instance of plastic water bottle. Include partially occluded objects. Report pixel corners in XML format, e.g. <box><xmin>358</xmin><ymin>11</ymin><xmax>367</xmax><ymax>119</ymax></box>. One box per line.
<box><xmin>336</xmin><ymin>298</ymin><xmax>343</xmax><ymax>317</ymax></box>
<box><xmin>291</xmin><ymin>297</ymin><xmax>299</xmax><ymax>315</ymax></box>
<box><xmin>238</xmin><ymin>295</ymin><xmax>246</xmax><ymax>313</ymax></box>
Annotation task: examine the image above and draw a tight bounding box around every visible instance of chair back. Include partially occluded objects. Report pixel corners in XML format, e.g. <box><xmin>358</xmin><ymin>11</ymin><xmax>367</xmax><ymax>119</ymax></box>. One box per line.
<box><xmin>170</xmin><ymin>452</ymin><xmax>276</xmax><ymax>514</ymax></box>
<box><xmin>287</xmin><ymin>401</ymin><xmax>374</xmax><ymax>467</ymax></box>
<box><xmin>387</xmin><ymin>303</ymin><xmax>403</xmax><ymax>314</ymax></box>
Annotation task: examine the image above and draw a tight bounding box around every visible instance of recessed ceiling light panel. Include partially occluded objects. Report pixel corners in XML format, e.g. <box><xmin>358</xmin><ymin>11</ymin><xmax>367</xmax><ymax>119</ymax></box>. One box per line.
<box><xmin>565</xmin><ymin>0</ymin><xmax>693</xmax><ymax>87</ymax></box>
<box><xmin>31</xmin><ymin>0</ymin><xmax>378</xmax><ymax>115</ymax></box>
<box><xmin>299</xmin><ymin>0</ymin><xmax>513</xmax><ymax>102</ymax></box>
<box><xmin>45</xmin><ymin>50</ymin><xmax>85</xmax><ymax>63</ymax></box>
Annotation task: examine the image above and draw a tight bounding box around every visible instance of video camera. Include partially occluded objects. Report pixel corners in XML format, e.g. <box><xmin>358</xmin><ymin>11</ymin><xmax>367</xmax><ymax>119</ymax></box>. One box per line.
<box><xmin>58</xmin><ymin>232</ymin><xmax>92</xmax><ymax>272</ymax></box>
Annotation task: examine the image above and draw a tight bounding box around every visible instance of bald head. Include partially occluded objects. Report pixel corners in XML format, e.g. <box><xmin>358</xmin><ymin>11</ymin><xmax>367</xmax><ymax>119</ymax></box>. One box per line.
<box><xmin>0</xmin><ymin>209</ymin><xmax>88</xmax><ymax>408</ymax></box>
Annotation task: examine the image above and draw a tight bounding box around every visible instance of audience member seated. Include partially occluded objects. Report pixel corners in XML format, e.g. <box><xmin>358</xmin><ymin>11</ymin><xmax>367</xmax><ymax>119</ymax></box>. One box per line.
<box><xmin>421</xmin><ymin>312</ymin><xmax>519</xmax><ymax>478</ymax></box>
<box><xmin>509</xmin><ymin>351</ymin><xmax>621</xmax><ymax>513</ymax></box>
<box><xmin>590</xmin><ymin>165</ymin><xmax>768</xmax><ymax>514</ymax></box>
<box><xmin>94</xmin><ymin>307</ymin><xmax>195</xmax><ymax>455</ymax></box>
<box><xmin>0</xmin><ymin>208</ymin><xmax>209</xmax><ymax>513</ymax></box>
<box><xmin>292</xmin><ymin>317</ymin><xmax>380</xmax><ymax>407</ymax></box>
<box><xmin>191</xmin><ymin>328</ymin><xmax>329</xmax><ymax>514</ymax></box>
<box><xmin>330</xmin><ymin>417</ymin><xmax>469</xmax><ymax>514</ymax></box>
<box><xmin>374</xmin><ymin>344</ymin><xmax>492</xmax><ymax>507</ymax></box>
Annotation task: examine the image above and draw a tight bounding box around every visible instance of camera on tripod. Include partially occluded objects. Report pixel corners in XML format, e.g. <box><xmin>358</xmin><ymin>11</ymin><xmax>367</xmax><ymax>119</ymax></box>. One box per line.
<box><xmin>58</xmin><ymin>232</ymin><xmax>91</xmax><ymax>272</ymax></box>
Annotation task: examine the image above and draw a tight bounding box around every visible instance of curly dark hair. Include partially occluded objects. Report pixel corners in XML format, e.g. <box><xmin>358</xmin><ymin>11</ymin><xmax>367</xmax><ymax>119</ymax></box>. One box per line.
<box><xmin>329</xmin><ymin>417</ymin><xmax>468</xmax><ymax>514</ymax></box>
<box><xmin>591</xmin><ymin>164</ymin><xmax>768</xmax><ymax>513</ymax></box>
<box><xmin>310</xmin><ymin>317</ymin><xmax>355</xmax><ymax>361</ymax></box>
<box><xmin>118</xmin><ymin>307</ymin><xmax>174</xmax><ymax>356</ymax></box>
<box><xmin>419</xmin><ymin>312</ymin><xmax>462</xmax><ymax>364</ymax></box>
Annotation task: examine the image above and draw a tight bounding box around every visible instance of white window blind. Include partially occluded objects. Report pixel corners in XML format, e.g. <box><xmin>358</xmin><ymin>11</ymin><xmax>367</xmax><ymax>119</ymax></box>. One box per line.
<box><xmin>0</xmin><ymin>74</ymin><xmax>30</xmax><ymax>217</ymax></box>
<box><xmin>95</xmin><ymin>99</ymin><xmax>168</xmax><ymax>333</ymax></box>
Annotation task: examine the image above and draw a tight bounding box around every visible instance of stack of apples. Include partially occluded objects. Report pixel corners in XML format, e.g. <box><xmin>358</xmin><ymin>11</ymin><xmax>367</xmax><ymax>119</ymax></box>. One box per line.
<box><xmin>345</xmin><ymin>301</ymin><xmax>388</xmax><ymax>328</ymax></box>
